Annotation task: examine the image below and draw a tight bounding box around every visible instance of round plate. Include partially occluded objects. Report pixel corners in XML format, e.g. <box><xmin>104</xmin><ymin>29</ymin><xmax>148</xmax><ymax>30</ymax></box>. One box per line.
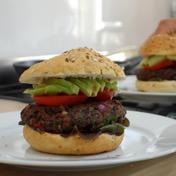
<box><xmin>0</xmin><ymin>111</ymin><xmax>176</xmax><ymax>171</ymax></box>
<box><xmin>119</xmin><ymin>75</ymin><xmax>176</xmax><ymax>103</ymax></box>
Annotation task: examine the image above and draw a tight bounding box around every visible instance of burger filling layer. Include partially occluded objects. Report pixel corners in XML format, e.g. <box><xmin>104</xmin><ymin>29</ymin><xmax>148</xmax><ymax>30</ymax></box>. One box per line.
<box><xmin>136</xmin><ymin>67</ymin><xmax>176</xmax><ymax>81</ymax></box>
<box><xmin>137</xmin><ymin>55</ymin><xmax>176</xmax><ymax>81</ymax></box>
<box><xmin>19</xmin><ymin>100</ymin><xmax>128</xmax><ymax>136</ymax></box>
<box><xmin>25</xmin><ymin>78</ymin><xmax>117</xmax><ymax>97</ymax></box>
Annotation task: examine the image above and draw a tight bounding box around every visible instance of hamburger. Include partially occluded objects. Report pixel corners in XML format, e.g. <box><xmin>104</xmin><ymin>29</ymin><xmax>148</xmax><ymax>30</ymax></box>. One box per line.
<box><xmin>136</xmin><ymin>34</ymin><xmax>176</xmax><ymax>92</ymax></box>
<box><xmin>19</xmin><ymin>47</ymin><xmax>129</xmax><ymax>155</ymax></box>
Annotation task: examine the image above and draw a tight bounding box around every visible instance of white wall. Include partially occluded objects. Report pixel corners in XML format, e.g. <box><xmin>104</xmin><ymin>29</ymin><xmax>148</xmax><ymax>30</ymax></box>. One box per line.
<box><xmin>102</xmin><ymin>0</ymin><xmax>171</xmax><ymax>48</ymax></box>
<box><xmin>0</xmin><ymin>0</ymin><xmax>171</xmax><ymax>58</ymax></box>
<box><xmin>0</xmin><ymin>0</ymin><xmax>80</xmax><ymax>57</ymax></box>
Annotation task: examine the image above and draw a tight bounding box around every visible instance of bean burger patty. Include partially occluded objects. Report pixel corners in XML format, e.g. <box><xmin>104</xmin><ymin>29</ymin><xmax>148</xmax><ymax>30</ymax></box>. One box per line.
<box><xmin>136</xmin><ymin>67</ymin><xmax>176</xmax><ymax>81</ymax></box>
<box><xmin>19</xmin><ymin>99</ymin><xmax>127</xmax><ymax>136</ymax></box>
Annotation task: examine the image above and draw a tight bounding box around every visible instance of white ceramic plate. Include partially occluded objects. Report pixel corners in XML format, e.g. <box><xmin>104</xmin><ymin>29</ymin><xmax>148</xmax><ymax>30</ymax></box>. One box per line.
<box><xmin>0</xmin><ymin>111</ymin><xmax>176</xmax><ymax>171</ymax></box>
<box><xmin>119</xmin><ymin>75</ymin><xmax>176</xmax><ymax>103</ymax></box>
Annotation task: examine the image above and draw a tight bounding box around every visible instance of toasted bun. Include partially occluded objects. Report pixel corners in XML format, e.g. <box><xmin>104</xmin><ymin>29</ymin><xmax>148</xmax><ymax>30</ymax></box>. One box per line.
<box><xmin>136</xmin><ymin>80</ymin><xmax>176</xmax><ymax>92</ymax></box>
<box><xmin>19</xmin><ymin>47</ymin><xmax>125</xmax><ymax>84</ymax></box>
<box><xmin>23</xmin><ymin>125</ymin><xmax>124</xmax><ymax>155</ymax></box>
<box><xmin>140</xmin><ymin>34</ymin><xmax>176</xmax><ymax>56</ymax></box>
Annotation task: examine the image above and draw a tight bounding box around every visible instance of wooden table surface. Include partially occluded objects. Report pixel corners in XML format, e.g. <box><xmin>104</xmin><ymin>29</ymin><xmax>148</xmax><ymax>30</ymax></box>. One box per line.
<box><xmin>0</xmin><ymin>99</ymin><xmax>176</xmax><ymax>176</ymax></box>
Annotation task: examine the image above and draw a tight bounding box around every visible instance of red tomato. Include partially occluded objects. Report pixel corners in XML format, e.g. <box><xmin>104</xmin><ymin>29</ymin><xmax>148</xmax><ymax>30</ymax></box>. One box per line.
<box><xmin>33</xmin><ymin>94</ymin><xmax>88</xmax><ymax>106</ymax></box>
<box><xmin>95</xmin><ymin>89</ymin><xmax>114</xmax><ymax>101</ymax></box>
<box><xmin>144</xmin><ymin>59</ymin><xmax>175</xmax><ymax>70</ymax></box>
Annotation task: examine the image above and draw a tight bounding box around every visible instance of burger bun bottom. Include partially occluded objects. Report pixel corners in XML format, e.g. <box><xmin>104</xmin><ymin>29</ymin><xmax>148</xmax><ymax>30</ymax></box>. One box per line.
<box><xmin>23</xmin><ymin>125</ymin><xmax>124</xmax><ymax>155</ymax></box>
<box><xmin>136</xmin><ymin>80</ymin><xmax>176</xmax><ymax>92</ymax></box>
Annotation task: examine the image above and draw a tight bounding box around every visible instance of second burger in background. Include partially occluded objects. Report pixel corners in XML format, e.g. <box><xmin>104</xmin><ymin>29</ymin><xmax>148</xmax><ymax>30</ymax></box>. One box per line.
<box><xmin>19</xmin><ymin>47</ymin><xmax>129</xmax><ymax>155</ymax></box>
<box><xmin>136</xmin><ymin>34</ymin><xmax>176</xmax><ymax>92</ymax></box>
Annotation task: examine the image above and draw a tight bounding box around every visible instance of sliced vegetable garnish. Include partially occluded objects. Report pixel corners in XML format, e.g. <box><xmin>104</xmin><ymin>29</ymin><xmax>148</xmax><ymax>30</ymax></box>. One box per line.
<box><xmin>140</xmin><ymin>56</ymin><xmax>165</xmax><ymax>67</ymax></box>
<box><xmin>121</xmin><ymin>118</ymin><xmax>130</xmax><ymax>127</ymax></box>
<box><xmin>33</xmin><ymin>94</ymin><xmax>88</xmax><ymax>106</ymax></box>
<box><xmin>25</xmin><ymin>84</ymin><xmax>79</xmax><ymax>96</ymax></box>
<box><xmin>139</xmin><ymin>55</ymin><xmax>176</xmax><ymax>69</ymax></box>
<box><xmin>100</xmin><ymin>123</ymin><xmax>124</xmax><ymax>135</ymax></box>
<box><xmin>24</xmin><ymin>78</ymin><xmax>118</xmax><ymax>97</ymax></box>
<box><xmin>95</xmin><ymin>89</ymin><xmax>114</xmax><ymax>101</ymax></box>
<box><xmin>68</xmin><ymin>78</ymin><xmax>93</xmax><ymax>96</ymax></box>
<box><xmin>143</xmin><ymin>59</ymin><xmax>175</xmax><ymax>70</ymax></box>
<box><xmin>105</xmin><ymin>80</ymin><xmax>118</xmax><ymax>90</ymax></box>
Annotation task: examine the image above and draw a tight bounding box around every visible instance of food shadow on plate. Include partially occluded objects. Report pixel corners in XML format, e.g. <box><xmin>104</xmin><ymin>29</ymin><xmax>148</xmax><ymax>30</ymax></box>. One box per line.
<box><xmin>24</xmin><ymin>146</ymin><xmax>125</xmax><ymax>161</ymax></box>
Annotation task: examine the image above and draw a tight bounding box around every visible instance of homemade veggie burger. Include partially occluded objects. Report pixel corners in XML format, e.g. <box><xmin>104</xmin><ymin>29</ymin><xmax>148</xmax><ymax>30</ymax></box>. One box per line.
<box><xmin>136</xmin><ymin>34</ymin><xmax>176</xmax><ymax>92</ymax></box>
<box><xmin>19</xmin><ymin>47</ymin><xmax>129</xmax><ymax>155</ymax></box>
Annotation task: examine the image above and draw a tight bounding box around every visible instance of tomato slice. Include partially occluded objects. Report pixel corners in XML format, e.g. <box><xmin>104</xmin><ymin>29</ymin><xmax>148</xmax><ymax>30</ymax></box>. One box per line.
<box><xmin>144</xmin><ymin>59</ymin><xmax>175</xmax><ymax>70</ymax></box>
<box><xmin>33</xmin><ymin>94</ymin><xmax>88</xmax><ymax>106</ymax></box>
<box><xmin>95</xmin><ymin>89</ymin><xmax>114</xmax><ymax>101</ymax></box>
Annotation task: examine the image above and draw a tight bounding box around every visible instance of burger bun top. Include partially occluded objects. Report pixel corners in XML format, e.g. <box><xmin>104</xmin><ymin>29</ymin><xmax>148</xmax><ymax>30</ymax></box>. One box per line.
<box><xmin>19</xmin><ymin>47</ymin><xmax>125</xmax><ymax>84</ymax></box>
<box><xmin>140</xmin><ymin>34</ymin><xmax>176</xmax><ymax>56</ymax></box>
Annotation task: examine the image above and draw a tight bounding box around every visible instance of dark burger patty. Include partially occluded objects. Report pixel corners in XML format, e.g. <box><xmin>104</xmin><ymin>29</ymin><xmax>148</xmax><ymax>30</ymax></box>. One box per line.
<box><xmin>19</xmin><ymin>100</ymin><xmax>127</xmax><ymax>135</ymax></box>
<box><xmin>136</xmin><ymin>67</ymin><xmax>176</xmax><ymax>81</ymax></box>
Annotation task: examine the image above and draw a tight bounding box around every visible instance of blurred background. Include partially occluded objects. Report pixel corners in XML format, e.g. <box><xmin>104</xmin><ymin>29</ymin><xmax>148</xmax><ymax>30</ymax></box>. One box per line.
<box><xmin>0</xmin><ymin>0</ymin><xmax>174</xmax><ymax>58</ymax></box>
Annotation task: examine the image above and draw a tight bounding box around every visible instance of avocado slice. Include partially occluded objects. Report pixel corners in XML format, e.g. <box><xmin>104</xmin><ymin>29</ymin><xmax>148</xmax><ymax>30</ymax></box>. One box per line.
<box><xmin>140</xmin><ymin>56</ymin><xmax>164</xmax><ymax>67</ymax></box>
<box><xmin>25</xmin><ymin>78</ymin><xmax>118</xmax><ymax>96</ymax></box>
<box><xmin>25</xmin><ymin>84</ymin><xmax>79</xmax><ymax>96</ymax></box>
<box><xmin>69</xmin><ymin>78</ymin><xmax>93</xmax><ymax>96</ymax></box>
<box><xmin>44</xmin><ymin>78</ymin><xmax>79</xmax><ymax>94</ymax></box>
<box><xmin>105</xmin><ymin>80</ymin><xmax>117</xmax><ymax>90</ymax></box>
<box><xmin>25</xmin><ymin>85</ymin><xmax>64</xmax><ymax>95</ymax></box>
<box><xmin>80</xmin><ymin>78</ymin><xmax>101</xmax><ymax>96</ymax></box>
<box><xmin>167</xmin><ymin>55</ymin><xmax>176</xmax><ymax>61</ymax></box>
<box><xmin>147</xmin><ymin>56</ymin><xmax>165</xmax><ymax>66</ymax></box>
<box><xmin>140</xmin><ymin>55</ymin><xmax>176</xmax><ymax>68</ymax></box>
<box><xmin>96</xmin><ymin>79</ymin><xmax>106</xmax><ymax>91</ymax></box>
